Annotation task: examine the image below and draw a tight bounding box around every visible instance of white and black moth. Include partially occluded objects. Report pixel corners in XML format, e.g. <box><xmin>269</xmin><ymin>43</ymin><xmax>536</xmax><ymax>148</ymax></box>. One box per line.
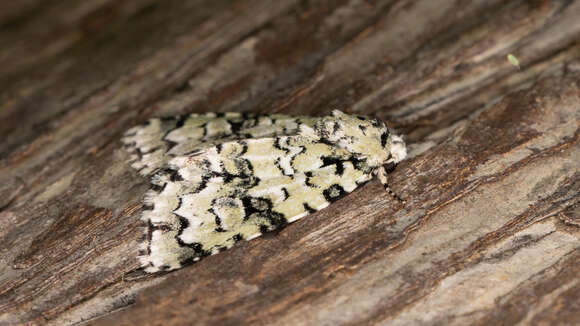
<box><xmin>123</xmin><ymin>110</ymin><xmax>407</xmax><ymax>272</ymax></box>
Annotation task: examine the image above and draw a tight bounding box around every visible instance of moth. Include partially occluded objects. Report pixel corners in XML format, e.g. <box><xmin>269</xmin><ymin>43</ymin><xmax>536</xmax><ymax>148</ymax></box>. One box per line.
<box><xmin>123</xmin><ymin>110</ymin><xmax>407</xmax><ymax>272</ymax></box>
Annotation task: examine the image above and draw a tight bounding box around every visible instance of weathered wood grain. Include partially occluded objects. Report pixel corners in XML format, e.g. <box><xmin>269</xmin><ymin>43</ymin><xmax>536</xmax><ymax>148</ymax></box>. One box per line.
<box><xmin>0</xmin><ymin>0</ymin><xmax>578</xmax><ymax>325</ymax></box>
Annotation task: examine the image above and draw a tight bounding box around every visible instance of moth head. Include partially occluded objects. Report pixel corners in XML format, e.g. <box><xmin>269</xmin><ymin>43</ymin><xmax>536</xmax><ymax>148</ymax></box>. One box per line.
<box><xmin>317</xmin><ymin>110</ymin><xmax>407</xmax><ymax>168</ymax></box>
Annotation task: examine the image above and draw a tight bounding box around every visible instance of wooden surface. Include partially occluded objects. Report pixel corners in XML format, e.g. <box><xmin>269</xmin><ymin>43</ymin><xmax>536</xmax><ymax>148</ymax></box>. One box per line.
<box><xmin>0</xmin><ymin>1</ymin><xmax>579</xmax><ymax>325</ymax></box>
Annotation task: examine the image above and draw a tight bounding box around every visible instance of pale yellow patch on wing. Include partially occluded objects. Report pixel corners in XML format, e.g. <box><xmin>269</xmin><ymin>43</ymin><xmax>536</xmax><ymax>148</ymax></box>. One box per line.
<box><xmin>291</xmin><ymin>142</ymin><xmax>332</xmax><ymax>171</ymax></box>
<box><xmin>246</xmin><ymin>175</ymin><xmax>294</xmax><ymax>203</ymax></box>
<box><xmin>243</xmin><ymin>138</ymin><xmax>287</xmax><ymax>179</ymax></box>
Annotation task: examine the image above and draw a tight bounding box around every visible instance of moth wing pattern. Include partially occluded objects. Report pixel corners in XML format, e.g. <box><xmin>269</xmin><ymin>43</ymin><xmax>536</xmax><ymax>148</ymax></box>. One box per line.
<box><xmin>123</xmin><ymin>110</ymin><xmax>407</xmax><ymax>273</ymax></box>
<box><xmin>137</xmin><ymin>135</ymin><xmax>374</xmax><ymax>272</ymax></box>
<box><xmin>122</xmin><ymin>112</ymin><xmax>318</xmax><ymax>176</ymax></box>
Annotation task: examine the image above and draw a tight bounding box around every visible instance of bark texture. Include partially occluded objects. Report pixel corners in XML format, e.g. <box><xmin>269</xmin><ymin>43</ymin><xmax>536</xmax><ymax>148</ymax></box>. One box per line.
<box><xmin>0</xmin><ymin>1</ymin><xmax>579</xmax><ymax>325</ymax></box>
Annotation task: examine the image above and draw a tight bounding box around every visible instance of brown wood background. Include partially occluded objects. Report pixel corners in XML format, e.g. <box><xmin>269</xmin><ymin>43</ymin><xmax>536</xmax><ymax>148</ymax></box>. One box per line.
<box><xmin>1</xmin><ymin>1</ymin><xmax>579</xmax><ymax>325</ymax></box>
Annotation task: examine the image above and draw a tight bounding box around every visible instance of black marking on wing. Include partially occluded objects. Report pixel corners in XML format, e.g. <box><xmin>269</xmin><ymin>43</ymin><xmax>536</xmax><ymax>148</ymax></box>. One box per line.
<box><xmin>321</xmin><ymin>156</ymin><xmax>345</xmax><ymax>176</ymax></box>
<box><xmin>136</xmin><ymin>165</ymin><xmax>149</xmax><ymax>174</ymax></box>
<box><xmin>240</xmin><ymin>196</ymin><xmax>288</xmax><ymax>234</ymax></box>
<box><xmin>145</xmin><ymin>220</ymin><xmax>154</xmax><ymax>256</ymax></box>
<box><xmin>359</xmin><ymin>125</ymin><xmax>368</xmax><ymax>134</ymax></box>
<box><xmin>243</xmin><ymin>156</ymin><xmax>254</xmax><ymax>174</ymax></box>
<box><xmin>323</xmin><ymin>184</ymin><xmax>347</xmax><ymax>202</ymax></box>
<box><xmin>381</xmin><ymin>131</ymin><xmax>390</xmax><ymax>147</ymax></box>
<box><xmin>274</xmin><ymin>137</ymin><xmax>290</xmax><ymax>154</ymax></box>
<box><xmin>281</xmin><ymin>187</ymin><xmax>290</xmax><ymax>201</ymax></box>
<box><xmin>347</xmin><ymin>156</ymin><xmax>368</xmax><ymax>172</ymax></box>
<box><xmin>239</xmin><ymin>141</ymin><xmax>249</xmax><ymax>155</ymax></box>
<box><xmin>289</xmin><ymin>144</ymin><xmax>306</xmax><ymax>170</ymax></box>
<box><xmin>239</xmin><ymin>175</ymin><xmax>261</xmax><ymax>188</ymax></box>
<box><xmin>274</xmin><ymin>157</ymin><xmax>285</xmax><ymax>175</ymax></box>
<box><xmin>303</xmin><ymin>203</ymin><xmax>316</xmax><ymax>213</ymax></box>
<box><xmin>175</xmin><ymin>215</ymin><xmax>212</xmax><ymax>259</ymax></box>
<box><xmin>177</xmin><ymin>215</ymin><xmax>189</xmax><ymax>230</ymax></box>
<box><xmin>159</xmin><ymin>115</ymin><xmax>189</xmax><ymax>151</ymax></box>
<box><xmin>149</xmin><ymin>223</ymin><xmax>173</xmax><ymax>232</ymax></box>
<box><xmin>179</xmin><ymin>256</ymin><xmax>198</xmax><ymax>267</ymax></box>
<box><xmin>187</xmin><ymin>243</ymin><xmax>210</xmax><ymax>257</ymax></box>
<box><xmin>163</xmin><ymin>168</ymin><xmax>183</xmax><ymax>182</ymax></box>
<box><xmin>151</xmin><ymin>182</ymin><xmax>167</xmax><ymax>193</ymax></box>
<box><xmin>304</xmin><ymin>171</ymin><xmax>317</xmax><ymax>188</ymax></box>
<box><xmin>332</xmin><ymin>121</ymin><xmax>341</xmax><ymax>133</ymax></box>
<box><xmin>259</xmin><ymin>211</ymin><xmax>287</xmax><ymax>235</ymax></box>
<box><xmin>201</xmin><ymin>122</ymin><xmax>209</xmax><ymax>139</ymax></box>
<box><xmin>182</xmin><ymin>149</ymin><xmax>203</xmax><ymax>157</ymax></box>
<box><xmin>134</xmin><ymin>147</ymin><xmax>145</xmax><ymax>160</ymax></box>
<box><xmin>241</xmin><ymin>196</ymin><xmax>261</xmax><ymax>219</ymax></box>
<box><xmin>158</xmin><ymin>265</ymin><xmax>172</xmax><ymax>271</ymax></box>
<box><xmin>173</xmin><ymin>197</ymin><xmax>183</xmax><ymax>212</ymax></box>
<box><xmin>228</xmin><ymin>113</ymin><xmax>253</xmax><ymax>135</ymax></box>
<box><xmin>175</xmin><ymin>114</ymin><xmax>188</xmax><ymax>128</ymax></box>
<box><xmin>210</xmin><ymin>199</ymin><xmax>228</xmax><ymax>233</ymax></box>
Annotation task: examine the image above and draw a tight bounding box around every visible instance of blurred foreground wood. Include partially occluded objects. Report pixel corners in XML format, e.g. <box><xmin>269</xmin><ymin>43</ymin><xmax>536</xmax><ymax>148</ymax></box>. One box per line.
<box><xmin>0</xmin><ymin>1</ymin><xmax>578</xmax><ymax>325</ymax></box>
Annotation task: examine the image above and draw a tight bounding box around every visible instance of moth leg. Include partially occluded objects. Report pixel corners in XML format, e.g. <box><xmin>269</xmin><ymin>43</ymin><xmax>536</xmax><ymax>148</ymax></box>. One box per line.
<box><xmin>376</xmin><ymin>165</ymin><xmax>405</xmax><ymax>203</ymax></box>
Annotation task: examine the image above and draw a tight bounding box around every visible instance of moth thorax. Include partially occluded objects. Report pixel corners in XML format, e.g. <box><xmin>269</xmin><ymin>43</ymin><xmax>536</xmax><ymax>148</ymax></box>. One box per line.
<box><xmin>388</xmin><ymin>134</ymin><xmax>407</xmax><ymax>163</ymax></box>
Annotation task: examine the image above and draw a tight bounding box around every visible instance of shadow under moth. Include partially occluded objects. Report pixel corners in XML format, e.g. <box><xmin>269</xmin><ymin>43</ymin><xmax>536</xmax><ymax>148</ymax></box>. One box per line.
<box><xmin>123</xmin><ymin>110</ymin><xmax>407</xmax><ymax>273</ymax></box>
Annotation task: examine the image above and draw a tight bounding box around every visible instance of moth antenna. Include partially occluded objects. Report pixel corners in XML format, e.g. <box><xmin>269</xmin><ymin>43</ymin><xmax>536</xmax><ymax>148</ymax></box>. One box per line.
<box><xmin>376</xmin><ymin>166</ymin><xmax>406</xmax><ymax>204</ymax></box>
